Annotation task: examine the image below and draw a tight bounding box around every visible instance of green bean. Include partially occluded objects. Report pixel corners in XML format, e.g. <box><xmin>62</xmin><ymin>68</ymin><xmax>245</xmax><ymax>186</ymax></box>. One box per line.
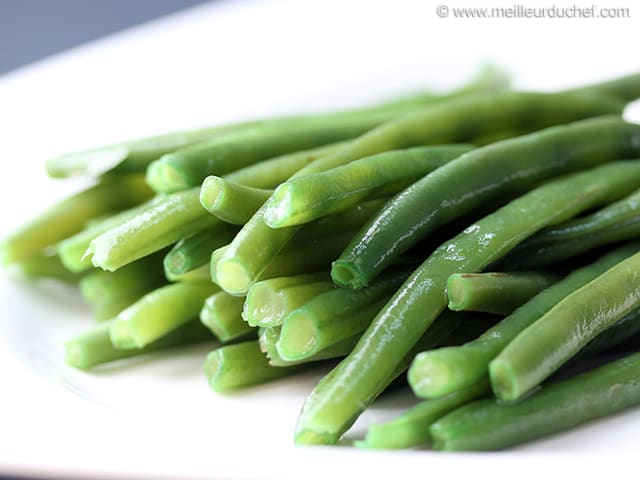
<box><xmin>446</xmin><ymin>271</ymin><xmax>559</xmax><ymax>315</ymax></box>
<box><xmin>295</xmin><ymin>310</ymin><xmax>463</xmax><ymax>445</ymax></box>
<box><xmin>277</xmin><ymin>268</ymin><xmax>412</xmax><ymax>361</ymax></box>
<box><xmin>200</xmin><ymin>292</ymin><xmax>255</xmax><ymax>342</ymax></box>
<box><xmin>490</xmin><ymin>249</ymin><xmax>640</xmax><ymax>401</ymax></box>
<box><xmin>278</xmin><ymin>299</ymin><xmax>387</xmax><ymax>362</ymax></box>
<box><xmin>294</xmin><ymin>161</ymin><xmax>640</xmax><ymax>445</ymax></box>
<box><xmin>17</xmin><ymin>252</ymin><xmax>83</xmax><ymax>283</ymax></box>
<box><xmin>47</xmin><ymin>66</ymin><xmax>505</xmax><ymax>181</ymax></box>
<box><xmin>219</xmin><ymin>141</ymin><xmax>351</xmax><ymax>188</ymax></box>
<box><xmin>109</xmin><ymin>282</ymin><xmax>218</xmax><ymax>349</ymax></box>
<box><xmin>147</xmin><ymin>112</ymin><xmax>404</xmax><ymax>194</ymax></box>
<box><xmin>570</xmin><ymin>71</ymin><xmax>640</xmax><ymax>103</ymax></box>
<box><xmin>243</xmin><ymin>273</ymin><xmax>335</xmax><ymax>327</ymax></box>
<box><xmin>79</xmin><ymin>251</ymin><xmax>166</xmax><ymax>308</ymax></box>
<box><xmin>163</xmin><ymin>225</ymin><xmax>238</xmax><ymax>277</ymax></box>
<box><xmin>88</xmin><ymin>188</ymin><xmax>222</xmax><ymax>271</ymax></box>
<box><xmin>200</xmin><ymin>177</ymin><xmax>272</xmax><ymax>224</ymax></box>
<box><xmin>215</xmin><ymin>198</ymin><xmax>385</xmax><ymax>295</ymax></box>
<box><xmin>204</xmin><ymin>340</ymin><xmax>303</xmax><ymax>392</ymax></box>
<box><xmin>1</xmin><ymin>175</ymin><xmax>152</xmax><ymax>265</ymax></box>
<box><xmin>431</xmin><ymin>351</ymin><xmax>640</xmax><ymax>451</ymax></box>
<box><xmin>147</xmin><ymin>68</ymin><xmax>509</xmax><ymax>194</ymax></box>
<box><xmin>215</xmin><ymin>97</ymin><xmax>626</xmax><ymax>295</ymax></box>
<box><xmin>408</xmin><ymin>242</ymin><xmax>640</xmax><ymax>399</ymax></box>
<box><xmin>260</xmin><ymin>327</ymin><xmax>367</xmax><ymax>369</ymax></box>
<box><xmin>332</xmin><ymin>117</ymin><xmax>640</xmax><ymax>289</ymax></box>
<box><xmin>45</xmin><ymin>121</ymin><xmax>267</xmax><ymax>178</ymax></box>
<box><xmin>210</xmin><ymin>228</ymin><xmax>363</xmax><ymax>289</ymax></box>
<box><xmin>57</xmin><ymin>202</ymin><xmax>153</xmax><ymax>272</ymax></box>
<box><xmin>263</xmin><ymin>145</ymin><xmax>474</xmax><ymax>228</ymax></box>
<box><xmin>66</xmin><ymin>319</ymin><xmax>214</xmax><ymax>370</ymax></box>
<box><xmin>356</xmin><ymin>379</ymin><xmax>490</xmax><ymax>450</ymax></box>
<box><xmin>499</xmin><ymin>186</ymin><xmax>640</xmax><ymax>269</ymax></box>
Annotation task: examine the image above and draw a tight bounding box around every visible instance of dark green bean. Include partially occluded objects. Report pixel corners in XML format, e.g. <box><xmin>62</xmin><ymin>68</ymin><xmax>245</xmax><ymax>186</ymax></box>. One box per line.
<box><xmin>499</xmin><ymin>186</ymin><xmax>640</xmax><ymax>269</ymax></box>
<box><xmin>332</xmin><ymin>117</ymin><xmax>640</xmax><ymax>289</ymax></box>
<box><xmin>294</xmin><ymin>162</ymin><xmax>640</xmax><ymax>445</ymax></box>
<box><xmin>408</xmin><ymin>243</ymin><xmax>640</xmax><ymax>399</ymax></box>
<box><xmin>446</xmin><ymin>271</ymin><xmax>559</xmax><ymax>315</ymax></box>
<box><xmin>490</xmin><ymin>250</ymin><xmax>640</xmax><ymax>401</ymax></box>
<box><xmin>431</xmin><ymin>351</ymin><xmax>640</xmax><ymax>451</ymax></box>
<box><xmin>356</xmin><ymin>379</ymin><xmax>489</xmax><ymax>450</ymax></box>
<box><xmin>163</xmin><ymin>225</ymin><xmax>238</xmax><ymax>277</ymax></box>
<box><xmin>263</xmin><ymin>145</ymin><xmax>474</xmax><ymax>228</ymax></box>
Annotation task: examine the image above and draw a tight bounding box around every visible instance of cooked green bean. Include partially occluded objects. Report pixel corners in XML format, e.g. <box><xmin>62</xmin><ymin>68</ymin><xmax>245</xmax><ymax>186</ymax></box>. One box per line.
<box><xmin>200</xmin><ymin>177</ymin><xmax>272</xmax><ymax>224</ymax></box>
<box><xmin>163</xmin><ymin>225</ymin><xmax>238</xmax><ymax>277</ymax></box>
<box><xmin>332</xmin><ymin>117</ymin><xmax>640</xmax><ymax>289</ymax></box>
<box><xmin>264</xmin><ymin>145</ymin><xmax>474</xmax><ymax>228</ymax></box>
<box><xmin>148</xmin><ymin>69</ymin><xmax>509</xmax><ymax>194</ymax></box>
<box><xmin>66</xmin><ymin>319</ymin><xmax>214</xmax><ymax>370</ymax></box>
<box><xmin>58</xmin><ymin>202</ymin><xmax>152</xmax><ymax>272</ymax></box>
<box><xmin>203</xmin><ymin>340</ymin><xmax>303</xmax><ymax>392</ymax></box>
<box><xmin>89</xmin><ymin>188</ymin><xmax>222</xmax><ymax>271</ymax></box>
<box><xmin>243</xmin><ymin>273</ymin><xmax>335</xmax><ymax>327</ymax></box>
<box><xmin>266</xmin><ymin>330</ymin><xmax>361</xmax><ymax>367</ymax></box>
<box><xmin>408</xmin><ymin>242</ymin><xmax>640</xmax><ymax>399</ymax></box>
<box><xmin>45</xmin><ymin>121</ymin><xmax>267</xmax><ymax>178</ymax></box>
<box><xmin>356</xmin><ymin>379</ymin><xmax>489</xmax><ymax>450</ymax></box>
<box><xmin>295</xmin><ymin>310</ymin><xmax>464</xmax><ymax>445</ymax></box>
<box><xmin>48</xmin><ymin>66</ymin><xmax>505</xmax><ymax>181</ymax></box>
<box><xmin>499</xmin><ymin>186</ymin><xmax>640</xmax><ymax>269</ymax></box>
<box><xmin>200</xmin><ymin>292</ymin><xmax>254</xmax><ymax>342</ymax></box>
<box><xmin>109</xmin><ymin>282</ymin><xmax>218</xmax><ymax>349</ymax></box>
<box><xmin>446</xmin><ymin>271</ymin><xmax>559</xmax><ymax>315</ymax></box>
<box><xmin>215</xmin><ymin>96</ymin><xmax>626</xmax><ymax>294</ymax></box>
<box><xmin>147</xmin><ymin>112</ymin><xmax>403</xmax><ymax>194</ymax></box>
<box><xmin>215</xmin><ymin>199</ymin><xmax>385</xmax><ymax>295</ymax></box>
<box><xmin>278</xmin><ymin>299</ymin><xmax>387</xmax><ymax>362</ymax></box>
<box><xmin>277</xmin><ymin>268</ymin><xmax>412</xmax><ymax>361</ymax></box>
<box><xmin>80</xmin><ymin>251</ymin><xmax>166</xmax><ymax>308</ymax></box>
<box><xmin>431</xmin><ymin>351</ymin><xmax>640</xmax><ymax>451</ymax></box>
<box><xmin>1</xmin><ymin>175</ymin><xmax>152</xmax><ymax>265</ymax></box>
<box><xmin>490</xmin><ymin>250</ymin><xmax>640</xmax><ymax>401</ymax></box>
<box><xmin>294</xmin><ymin>162</ymin><xmax>640</xmax><ymax>445</ymax></box>
<box><xmin>570</xmin><ymin>71</ymin><xmax>640</xmax><ymax>103</ymax></box>
<box><xmin>219</xmin><ymin>141</ymin><xmax>351</xmax><ymax>188</ymax></box>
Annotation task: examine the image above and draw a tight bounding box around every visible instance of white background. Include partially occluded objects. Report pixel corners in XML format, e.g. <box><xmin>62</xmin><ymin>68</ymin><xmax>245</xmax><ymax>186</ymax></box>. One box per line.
<box><xmin>1</xmin><ymin>0</ymin><xmax>639</xmax><ymax>478</ymax></box>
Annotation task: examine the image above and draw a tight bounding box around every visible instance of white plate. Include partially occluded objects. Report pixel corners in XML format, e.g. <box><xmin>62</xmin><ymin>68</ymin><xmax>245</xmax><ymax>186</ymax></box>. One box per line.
<box><xmin>1</xmin><ymin>1</ymin><xmax>640</xmax><ymax>478</ymax></box>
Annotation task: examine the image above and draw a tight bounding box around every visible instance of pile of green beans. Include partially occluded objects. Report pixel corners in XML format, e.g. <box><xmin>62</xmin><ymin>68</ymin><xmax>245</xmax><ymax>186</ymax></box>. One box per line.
<box><xmin>5</xmin><ymin>68</ymin><xmax>640</xmax><ymax>452</ymax></box>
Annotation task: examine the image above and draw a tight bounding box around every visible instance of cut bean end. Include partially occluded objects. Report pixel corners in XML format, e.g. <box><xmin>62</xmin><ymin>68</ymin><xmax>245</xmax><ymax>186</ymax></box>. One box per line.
<box><xmin>244</xmin><ymin>284</ymin><xmax>284</xmax><ymax>327</ymax></box>
<box><xmin>263</xmin><ymin>184</ymin><xmax>295</xmax><ymax>228</ymax></box>
<box><xmin>331</xmin><ymin>261</ymin><xmax>367</xmax><ymax>289</ymax></box>
<box><xmin>199</xmin><ymin>176</ymin><xmax>224</xmax><ymax>212</ymax></box>
<box><xmin>277</xmin><ymin>311</ymin><xmax>319</xmax><ymax>360</ymax></box>
<box><xmin>488</xmin><ymin>359</ymin><xmax>519</xmax><ymax>400</ymax></box>
<box><xmin>216</xmin><ymin>259</ymin><xmax>253</xmax><ymax>295</ymax></box>
<box><xmin>408</xmin><ymin>354</ymin><xmax>454</xmax><ymax>399</ymax></box>
<box><xmin>148</xmin><ymin>155</ymin><xmax>191</xmax><ymax>193</ymax></box>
